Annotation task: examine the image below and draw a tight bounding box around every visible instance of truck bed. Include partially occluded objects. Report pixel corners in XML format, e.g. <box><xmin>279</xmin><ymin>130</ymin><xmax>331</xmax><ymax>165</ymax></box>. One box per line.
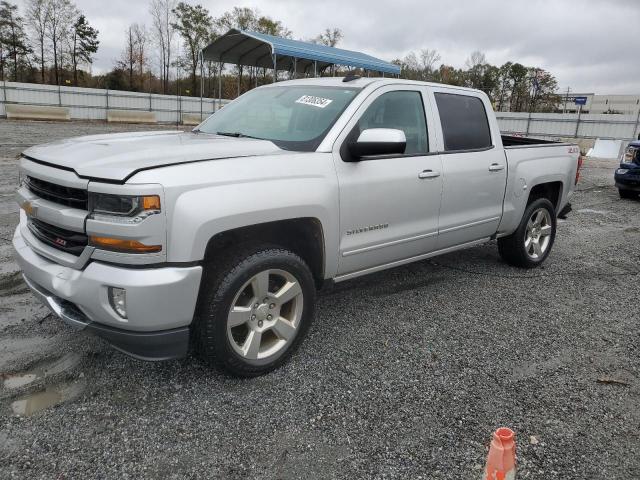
<box><xmin>502</xmin><ymin>134</ymin><xmax>571</xmax><ymax>148</ymax></box>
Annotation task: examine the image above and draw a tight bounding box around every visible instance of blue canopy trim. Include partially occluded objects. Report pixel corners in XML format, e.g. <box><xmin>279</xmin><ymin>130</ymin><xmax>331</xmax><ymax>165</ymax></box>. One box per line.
<box><xmin>201</xmin><ymin>29</ymin><xmax>400</xmax><ymax>75</ymax></box>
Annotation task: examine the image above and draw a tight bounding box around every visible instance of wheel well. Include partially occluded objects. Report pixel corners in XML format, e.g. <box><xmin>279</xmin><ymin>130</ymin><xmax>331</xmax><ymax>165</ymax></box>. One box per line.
<box><xmin>528</xmin><ymin>181</ymin><xmax>563</xmax><ymax>211</ymax></box>
<box><xmin>203</xmin><ymin>218</ymin><xmax>325</xmax><ymax>287</ymax></box>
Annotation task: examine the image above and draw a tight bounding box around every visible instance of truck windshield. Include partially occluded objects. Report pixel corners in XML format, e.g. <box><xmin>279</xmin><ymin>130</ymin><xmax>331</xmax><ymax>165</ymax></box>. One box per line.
<box><xmin>197</xmin><ymin>85</ymin><xmax>360</xmax><ymax>151</ymax></box>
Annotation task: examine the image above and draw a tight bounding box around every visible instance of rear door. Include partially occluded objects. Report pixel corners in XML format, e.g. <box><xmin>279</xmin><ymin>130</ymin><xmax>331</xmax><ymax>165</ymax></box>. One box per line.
<box><xmin>332</xmin><ymin>85</ymin><xmax>443</xmax><ymax>276</ymax></box>
<box><xmin>428</xmin><ymin>88</ymin><xmax>507</xmax><ymax>249</ymax></box>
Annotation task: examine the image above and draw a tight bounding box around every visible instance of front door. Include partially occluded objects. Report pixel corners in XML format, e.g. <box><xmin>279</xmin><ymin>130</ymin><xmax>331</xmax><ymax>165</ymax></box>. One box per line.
<box><xmin>332</xmin><ymin>86</ymin><xmax>443</xmax><ymax>276</ymax></box>
<box><xmin>429</xmin><ymin>89</ymin><xmax>507</xmax><ymax>249</ymax></box>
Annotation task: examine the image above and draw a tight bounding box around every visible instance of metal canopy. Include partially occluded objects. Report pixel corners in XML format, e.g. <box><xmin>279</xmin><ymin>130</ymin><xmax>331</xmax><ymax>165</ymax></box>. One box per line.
<box><xmin>201</xmin><ymin>29</ymin><xmax>401</xmax><ymax>75</ymax></box>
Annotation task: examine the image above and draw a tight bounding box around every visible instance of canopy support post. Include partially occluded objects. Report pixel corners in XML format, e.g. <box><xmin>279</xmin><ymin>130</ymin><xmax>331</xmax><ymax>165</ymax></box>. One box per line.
<box><xmin>273</xmin><ymin>53</ymin><xmax>277</xmax><ymax>83</ymax></box>
<box><xmin>293</xmin><ymin>58</ymin><xmax>297</xmax><ymax>79</ymax></box>
<box><xmin>218</xmin><ymin>62</ymin><xmax>222</xmax><ymax>111</ymax></box>
<box><xmin>199</xmin><ymin>51</ymin><xmax>204</xmax><ymax>121</ymax></box>
<box><xmin>314</xmin><ymin>61</ymin><xmax>317</xmax><ymax>78</ymax></box>
<box><xmin>237</xmin><ymin>64</ymin><xmax>241</xmax><ymax>96</ymax></box>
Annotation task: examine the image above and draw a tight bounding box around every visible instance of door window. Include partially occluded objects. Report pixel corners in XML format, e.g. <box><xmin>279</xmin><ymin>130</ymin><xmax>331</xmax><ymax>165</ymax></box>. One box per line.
<box><xmin>434</xmin><ymin>93</ymin><xmax>492</xmax><ymax>151</ymax></box>
<box><xmin>353</xmin><ymin>90</ymin><xmax>429</xmax><ymax>155</ymax></box>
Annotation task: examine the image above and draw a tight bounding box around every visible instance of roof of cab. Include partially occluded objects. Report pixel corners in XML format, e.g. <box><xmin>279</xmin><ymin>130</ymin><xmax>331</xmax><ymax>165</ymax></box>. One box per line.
<box><xmin>266</xmin><ymin>77</ymin><xmax>485</xmax><ymax>95</ymax></box>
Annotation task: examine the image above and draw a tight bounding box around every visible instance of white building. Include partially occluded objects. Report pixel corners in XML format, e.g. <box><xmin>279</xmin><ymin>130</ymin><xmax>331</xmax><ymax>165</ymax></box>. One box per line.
<box><xmin>558</xmin><ymin>93</ymin><xmax>640</xmax><ymax>115</ymax></box>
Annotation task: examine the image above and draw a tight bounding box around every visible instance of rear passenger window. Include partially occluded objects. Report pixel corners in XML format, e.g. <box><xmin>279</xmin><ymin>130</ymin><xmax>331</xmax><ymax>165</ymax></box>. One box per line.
<box><xmin>356</xmin><ymin>90</ymin><xmax>429</xmax><ymax>154</ymax></box>
<box><xmin>435</xmin><ymin>93</ymin><xmax>492</xmax><ymax>151</ymax></box>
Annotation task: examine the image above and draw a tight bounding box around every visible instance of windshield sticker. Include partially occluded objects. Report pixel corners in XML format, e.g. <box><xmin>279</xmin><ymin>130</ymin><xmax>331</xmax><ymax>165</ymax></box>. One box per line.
<box><xmin>296</xmin><ymin>95</ymin><xmax>333</xmax><ymax>108</ymax></box>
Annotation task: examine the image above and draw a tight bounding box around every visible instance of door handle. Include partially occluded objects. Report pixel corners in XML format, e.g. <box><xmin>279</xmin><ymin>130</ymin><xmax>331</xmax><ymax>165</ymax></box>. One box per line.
<box><xmin>488</xmin><ymin>163</ymin><xmax>505</xmax><ymax>172</ymax></box>
<box><xmin>418</xmin><ymin>170</ymin><xmax>441</xmax><ymax>179</ymax></box>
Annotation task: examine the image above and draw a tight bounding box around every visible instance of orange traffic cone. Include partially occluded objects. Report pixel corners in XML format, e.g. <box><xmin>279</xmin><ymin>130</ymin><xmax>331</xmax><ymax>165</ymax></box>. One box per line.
<box><xmin>484</xmin><ymin>427</ymin><xmax>516</xmax><ymax>480</ymax></box>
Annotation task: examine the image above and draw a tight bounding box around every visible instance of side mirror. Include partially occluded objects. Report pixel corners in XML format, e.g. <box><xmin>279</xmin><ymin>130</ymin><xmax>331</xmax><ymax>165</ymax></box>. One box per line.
<box><xmin>347</xmin><ymin>128</ymin><xmax>407</xmax><ymax>160</ymax></box>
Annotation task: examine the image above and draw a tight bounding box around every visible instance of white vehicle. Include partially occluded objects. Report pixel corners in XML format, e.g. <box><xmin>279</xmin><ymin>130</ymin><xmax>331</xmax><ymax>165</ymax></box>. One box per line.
<box><xmin>13</xmin><ymin>77</ymin><xmax>581</xmax><ymax>376</ymax></box>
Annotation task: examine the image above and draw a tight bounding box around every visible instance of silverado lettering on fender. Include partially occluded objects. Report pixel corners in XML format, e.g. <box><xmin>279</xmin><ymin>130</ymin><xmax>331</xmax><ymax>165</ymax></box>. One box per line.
<box><xmin>13</xmin><ymin>78</ymin><xmax>582</xmax><ymax>376</ymax></box>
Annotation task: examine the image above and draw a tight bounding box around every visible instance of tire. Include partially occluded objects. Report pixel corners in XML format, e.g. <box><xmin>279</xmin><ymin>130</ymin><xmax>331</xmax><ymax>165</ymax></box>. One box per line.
<box><xmin>619</xmin><ymin>188</ymin><xmax>637</xmax><ymax>199</ymax></box>
<box><xmin>193</xmin><ymin>245</ymin><xmax>316</xmax><ymax>377</ymax></box>
<box><xmin>498</xmin><ymin>198</ymin><xmax>557</xmax><ymax>269</ymax></box>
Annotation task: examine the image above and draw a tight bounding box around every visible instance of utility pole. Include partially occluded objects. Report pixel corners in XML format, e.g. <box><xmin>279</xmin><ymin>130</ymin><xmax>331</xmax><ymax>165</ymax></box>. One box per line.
<box><xmin>563</xmin><ymin>86</ymin><xmax>570</xmax><ymax>114</ymax></box>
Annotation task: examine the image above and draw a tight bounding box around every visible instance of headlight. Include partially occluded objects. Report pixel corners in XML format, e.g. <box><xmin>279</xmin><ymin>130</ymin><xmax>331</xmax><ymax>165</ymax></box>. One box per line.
<box><xmin>624</xmin><ymin>147</ymin><xmax>638</xmax><ymax>163</ymax></box>
<box><xmin>88</xmin><ymin>193</ymin><xmax>161</xmax><ymax>224</ymax></box>
<box><xmin>88</xmin><ymin>193</ymin><xmax>163</xmax><ymax>253</ymax></box>
<box><xmin>616</xmin><ymin>168</ymin><xmax>629</xmax><ymax>175</ymax></box>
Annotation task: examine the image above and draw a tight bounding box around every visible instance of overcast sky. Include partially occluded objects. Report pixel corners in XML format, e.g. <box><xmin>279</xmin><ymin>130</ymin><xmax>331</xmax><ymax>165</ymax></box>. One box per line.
<box><xmin>17</xmin><ymin>0</ymin><xmax>640</xmax><ymax>94</ymax></box>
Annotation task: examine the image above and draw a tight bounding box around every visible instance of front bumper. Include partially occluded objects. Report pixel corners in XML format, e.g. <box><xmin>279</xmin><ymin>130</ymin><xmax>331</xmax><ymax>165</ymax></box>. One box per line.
<box><xmin>615</xmin><ymin>166</ymin><xmax>640</xmax><ymax>191</ymax></box>
<box><xmin>13</xmin><ymin>226</ymin><xmax>203</xmax><ymax>360</ymax></box>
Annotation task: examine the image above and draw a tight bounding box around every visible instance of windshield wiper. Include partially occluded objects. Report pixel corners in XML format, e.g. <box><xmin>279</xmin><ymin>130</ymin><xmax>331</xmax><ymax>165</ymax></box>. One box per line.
<box><xmin>216</xmin><ymin>131</ymin><xmax>263</xmax><ymax>140</ymax></box>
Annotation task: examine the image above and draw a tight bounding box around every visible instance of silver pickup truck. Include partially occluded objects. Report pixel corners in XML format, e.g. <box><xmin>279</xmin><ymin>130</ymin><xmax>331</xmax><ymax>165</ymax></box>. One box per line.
<box><xmin>13</xmin><ymin>77</ymin><xmax>582</xmax><ymax>376</ymax></box>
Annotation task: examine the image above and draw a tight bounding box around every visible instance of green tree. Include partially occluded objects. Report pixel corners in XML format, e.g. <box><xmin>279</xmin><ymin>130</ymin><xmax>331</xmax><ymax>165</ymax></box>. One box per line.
<box><xmin>526</xmin><ymin>68</ymin><xmax>559</xmax><ymax>113</ymax></box>
<box><xmin>255</xmin><ymin>16</ymin><xmax>291</xmax><ymax>37</ymax></box>
<box><xmin>313</xmin><ymin>28</ymin><xmax>343</xmax><ymax>47</ymax></box>
<box><xmin>172</xmin><ymin>2</ymin><xmax>212</xmax><ymax>96</ymax></box>
<box><xmin>214</xmin><ymin>7</ymin><xmax>291</xmax><ymax>93</ymax></box>
<box><xmin>0</xmin><ymin>1</ymin><xmax>31</xmax><ymax>81</ymax></box>
<box><xmin>506</xmin><ymin>63</ymin><xmax>527</xmax><ymax>111</ymax></box>
<box><xmin>71</xmin><ymin>14</ymin><xmax>98</xmax><ymax>85</ymax></box>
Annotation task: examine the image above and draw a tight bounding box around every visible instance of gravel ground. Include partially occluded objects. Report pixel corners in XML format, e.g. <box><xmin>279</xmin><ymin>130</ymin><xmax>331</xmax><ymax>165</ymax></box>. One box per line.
<box><xmin>0</xmin><ymin>119</ymin><xmax>639</xmax><ymax>479</ymax></box>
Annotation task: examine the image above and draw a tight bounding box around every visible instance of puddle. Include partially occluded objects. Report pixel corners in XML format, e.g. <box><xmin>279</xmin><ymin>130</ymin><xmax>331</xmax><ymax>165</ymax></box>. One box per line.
<box><xmin>10</xmin><ymin>379</ymin><xmax>86</xmax><ymax>416</ymax></box>
<box><xmin>3</xmin><ymin>352</ymin><xmax>82</xmax><ymax>389</ymax></box>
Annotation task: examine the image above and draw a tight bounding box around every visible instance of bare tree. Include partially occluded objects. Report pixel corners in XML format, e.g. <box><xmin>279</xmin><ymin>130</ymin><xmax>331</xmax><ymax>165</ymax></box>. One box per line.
<box><xmin>26</xmin><ymin>0</ymin><xmax>49</xmax><ymax>83</ymax></box>
<box><xmin>118</xmin><ymin>23</ymin><xmax>148</xmax><ymax>90</ymax></box>
<box><xmin>149</xmin><ymin>0</ymin><xmax>176</xmax><ymax>93</ymax></box>
<box><xmin>419</xmin><ymin>48</ymin><xmax>441</xmax><ymax>78</ymax></box>
<box><xmin>133</xmin><ymin>23</ymin><xmax>147</xmax><ymax>88</ymax></box>
<box><xmin>398</xmin><ymin>48</ymin><xmax>441</xmax><ymax>81</ymax></box>
<box><xmin>120</xmin><ymin>25</ymin><xmax>136</xmax><ymax>89</ymax></box>
<box><xmin>45</xmin><ymin>0</ymin><xmax>75</xmax><ymax>85</ymax></box>
<box><xmin>465</xmin><ymin>50</ymin><xmax>486</xmax><ymax>70</ymax></box>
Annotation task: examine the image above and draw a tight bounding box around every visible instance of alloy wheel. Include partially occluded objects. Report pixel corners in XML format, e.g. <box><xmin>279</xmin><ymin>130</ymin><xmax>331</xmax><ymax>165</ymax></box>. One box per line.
<box><xmin>524</xmin><ymin>207</ymin><xmax>553</xmax><ymax>260</ymax></box>
<box><xmin>226</xmin><ymin>269</ymin><xmax>304</xmax><ymax>360</ymax></box>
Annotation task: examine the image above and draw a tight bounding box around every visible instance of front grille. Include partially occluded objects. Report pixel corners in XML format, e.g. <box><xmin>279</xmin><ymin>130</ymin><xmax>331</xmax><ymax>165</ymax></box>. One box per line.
<box><xmin>25</xmin><ymin>176</ymin><xmax>88</xmax><ymax>210</ymax></box>
<box><xmin>28</xmin><ymin>218</ymin><xmax>88</xmax><ymax>256</ymax></box>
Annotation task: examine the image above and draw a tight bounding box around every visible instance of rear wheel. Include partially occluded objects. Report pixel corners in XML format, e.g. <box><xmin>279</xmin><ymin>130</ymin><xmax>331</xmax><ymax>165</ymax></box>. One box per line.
<box><xmin>498</xmin><ymin>198</ymin><xmax>557</xmax><ymax>268</ymax></box>
<box><xmin>193</xmin><ymin>246</ymin><xmax>315</xmax><ymax>377</ymax></box>
<box><xmin>619</xmin><ymin>188</ymin><xmax>637</xmax><ymax>199</ymax></box>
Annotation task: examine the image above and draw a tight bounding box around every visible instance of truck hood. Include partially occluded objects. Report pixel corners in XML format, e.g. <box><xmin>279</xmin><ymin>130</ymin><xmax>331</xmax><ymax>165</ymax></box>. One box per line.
<box><xmin>23</xmin><ymin>130</ymin><xmax>286</xmax><ymax>182</ymax></box>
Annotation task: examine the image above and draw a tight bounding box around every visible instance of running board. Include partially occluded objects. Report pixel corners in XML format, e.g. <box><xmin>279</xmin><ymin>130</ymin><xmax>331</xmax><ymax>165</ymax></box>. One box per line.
<box><xmin>333</xmin><ymin>237</ymin><xmax>491</xmax><ymax>283</ymax></box>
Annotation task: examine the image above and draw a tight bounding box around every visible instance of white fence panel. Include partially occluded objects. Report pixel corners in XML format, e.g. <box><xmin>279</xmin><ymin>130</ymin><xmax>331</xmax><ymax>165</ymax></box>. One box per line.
<box><xmin>6</xmin><ymin>80</ymin><xmax>637</xmax><ymax>138</ymax></box>
<box><xmin>497</xmin><ymin>111</ymin><xmax>640</xmax><ymax>141</ymax></box>
<box><xmin>0</xmin><ymin>81</ymin><xmax>228</xmax><ymax>124</ymax></box>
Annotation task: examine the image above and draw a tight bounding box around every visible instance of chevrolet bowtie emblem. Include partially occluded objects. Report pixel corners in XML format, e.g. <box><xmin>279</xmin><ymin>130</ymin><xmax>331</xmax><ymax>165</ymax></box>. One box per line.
<box><xmin>21</xmin><ymin>200</ymin><xmax>36</xmax><ymax>217</ymax></box>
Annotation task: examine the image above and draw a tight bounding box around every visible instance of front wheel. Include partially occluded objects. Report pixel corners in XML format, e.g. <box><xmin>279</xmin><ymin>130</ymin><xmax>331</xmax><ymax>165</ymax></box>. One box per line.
<box><xmin>498</xmin><ymin>198</ymin><xmax>557</xmax><ymax>268</ymax></box>
<box><xmin>619</xmin><ymin>188</ymin><xmax>637</xmax><ymax>199</ymax></box>
<box><xmin>193</xmin><ymin>247</ymin><xmax>316</xmax><ymax>377</ymax></box>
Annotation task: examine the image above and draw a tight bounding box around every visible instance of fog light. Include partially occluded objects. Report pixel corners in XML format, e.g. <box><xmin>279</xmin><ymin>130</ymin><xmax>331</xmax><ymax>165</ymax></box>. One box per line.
<box><xmin>108</xmin><ymin>287</ymin><xmax>127</xmax><ymax>319</ymax></box>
